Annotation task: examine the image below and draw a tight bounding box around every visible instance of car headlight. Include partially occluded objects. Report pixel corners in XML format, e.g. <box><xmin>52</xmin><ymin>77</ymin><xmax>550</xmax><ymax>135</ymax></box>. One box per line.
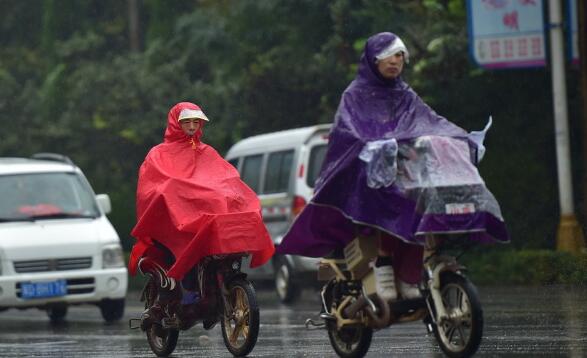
<box><xmin>102</xmin><ymin>245</ymin><xmax>125</xmax><ymax>269</ymax></box>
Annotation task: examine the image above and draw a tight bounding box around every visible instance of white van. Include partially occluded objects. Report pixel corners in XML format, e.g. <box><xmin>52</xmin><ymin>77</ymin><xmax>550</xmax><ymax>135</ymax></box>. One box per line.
<box><xmin>0</xmin><ymin>153</ymin><xmax>128</xmax><ymax>322</ymax></box>
<box><xmin>225</xmin><ymin>124</ymin><xmax>330</xmax><ymax>303</ymax></box>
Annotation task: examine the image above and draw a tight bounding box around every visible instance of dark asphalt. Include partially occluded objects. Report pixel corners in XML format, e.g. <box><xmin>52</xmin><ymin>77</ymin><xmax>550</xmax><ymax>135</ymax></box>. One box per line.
<box><xmin>0</xmin><ymin>284</ymin><xmax>585</xmax><ymax>357</ymax></box>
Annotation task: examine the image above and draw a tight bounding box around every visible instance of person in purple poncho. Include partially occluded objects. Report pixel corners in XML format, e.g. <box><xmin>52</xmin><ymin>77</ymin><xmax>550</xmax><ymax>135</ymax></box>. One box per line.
<box><xmin>276</xmin><ymin>32</ymin><xmax>509</xmax><ymax>302</ymax></box>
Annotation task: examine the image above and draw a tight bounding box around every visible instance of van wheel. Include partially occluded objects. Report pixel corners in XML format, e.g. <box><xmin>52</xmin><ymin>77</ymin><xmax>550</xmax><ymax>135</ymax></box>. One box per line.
<box><xmin>274</xmin><ymin>259</ymin><xmax>299</xmax><ymax>304</ymax></box>
<box><xmin>100</xmin><ymin>298</ymin><xmax>125</xmax><ymax>323</ymax></box>
<box><xmin>47</xmin><ymin>305</ymin><xmax>67</xmax><ymax>323</ymax></box>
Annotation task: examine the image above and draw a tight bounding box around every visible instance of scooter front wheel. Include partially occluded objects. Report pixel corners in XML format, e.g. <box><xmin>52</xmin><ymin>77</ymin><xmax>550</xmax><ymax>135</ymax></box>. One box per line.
<box><xmin>432</xmin><ymin>272</ymin><xmax>483</xmax><ymax>358</ymax></box>
<box><xmin>143</xmin><ymin>278</ymin><xmax>179</xmax><ymax>357</ymax></box>
<box><xmin>146</xmin><ymin>324</ymin><xmax>179</xmax><ymax>357</ymax></box>
<box><xmin>221</xmin><ymin>278</ymin><xmax>260</xmax><ymax>357</ymax></box>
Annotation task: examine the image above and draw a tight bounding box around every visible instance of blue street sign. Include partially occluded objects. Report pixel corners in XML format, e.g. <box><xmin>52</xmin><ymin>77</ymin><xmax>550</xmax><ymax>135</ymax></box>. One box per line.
<box><xmin>467</xmin><ymin>0</ymin><xmax>546</xmax><ymax>69</ymax></box>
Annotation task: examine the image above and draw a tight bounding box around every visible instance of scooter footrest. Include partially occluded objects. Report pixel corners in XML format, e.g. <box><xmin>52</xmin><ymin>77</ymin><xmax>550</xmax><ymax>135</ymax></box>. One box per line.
<box><xmin>305</xmin><ymin>318</ymin><xmax>326</xmax><ymax>330</ymax></box>
<box><xmin>128</xmin><ymin>318</ymin><xmax>142</xmax><ymax>330</ymax></box>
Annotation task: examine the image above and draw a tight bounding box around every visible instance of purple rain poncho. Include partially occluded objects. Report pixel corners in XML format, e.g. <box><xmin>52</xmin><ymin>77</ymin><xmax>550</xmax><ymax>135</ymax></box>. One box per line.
<box><xmin>277</xmin><ymin>32</ymin><xmax>509</xmax><ymax>258</ymax></box>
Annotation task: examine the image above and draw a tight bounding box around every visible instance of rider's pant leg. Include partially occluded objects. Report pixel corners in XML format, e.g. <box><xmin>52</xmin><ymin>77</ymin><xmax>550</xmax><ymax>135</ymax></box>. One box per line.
<box><xmin>380</xmin><ymin>234</ymin><xmax>423</xmax><ymax>284</ymax></box>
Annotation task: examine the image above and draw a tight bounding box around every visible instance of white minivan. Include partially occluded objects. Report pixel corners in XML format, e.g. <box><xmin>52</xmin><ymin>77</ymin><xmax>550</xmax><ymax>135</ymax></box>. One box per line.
<box><xmin>0</xmin><ymin>153</ymin><xmax>128</xmax><ymax>322</ymax></box>
<box><xmin>225</xmin><ymin>124</ymin><xmax>330</xmax><ymax>303</ymax></box>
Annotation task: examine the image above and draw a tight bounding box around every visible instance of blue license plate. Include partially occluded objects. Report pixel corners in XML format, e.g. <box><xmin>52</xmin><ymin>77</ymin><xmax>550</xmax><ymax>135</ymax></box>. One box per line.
<box><xmin>21</xmin><ymin>280</ymin><xmax>67</xmax><ymax>299</ymax></box>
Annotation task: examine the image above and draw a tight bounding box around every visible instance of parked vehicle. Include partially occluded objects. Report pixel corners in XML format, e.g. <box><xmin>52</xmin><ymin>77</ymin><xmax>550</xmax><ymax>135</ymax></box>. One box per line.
<box><xmin>0</xmin><ymin>153</ymin><xmax>127</xmax><ymax>323</ymax></box>
<box><xmin>225</xmin><ymin>124</ymin><xmax>331</xmax><ymax>303</ymax></box>
<box><xmin>131</xmin><ymin>252</ymin><xmax>259</xmax><ymax>357</ymax></box>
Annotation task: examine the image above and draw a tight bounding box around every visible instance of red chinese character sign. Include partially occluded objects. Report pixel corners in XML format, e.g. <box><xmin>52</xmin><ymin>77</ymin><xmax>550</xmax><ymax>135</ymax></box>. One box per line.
<box><xmin>467</xmin><ymin>0</ymin><xmax>546</xmax><ymax>68</ymax></box>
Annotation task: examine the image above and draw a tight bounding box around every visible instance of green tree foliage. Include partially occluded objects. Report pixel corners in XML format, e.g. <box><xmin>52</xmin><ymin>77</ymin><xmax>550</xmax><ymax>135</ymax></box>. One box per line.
<box><xmin>0</xmin><ymin>0</ymin><xmax>581</xmax><ymax>250</ymax></box>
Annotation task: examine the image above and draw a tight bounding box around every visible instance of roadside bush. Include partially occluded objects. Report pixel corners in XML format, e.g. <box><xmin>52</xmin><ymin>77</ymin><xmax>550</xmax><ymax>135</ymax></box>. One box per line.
<box><xmin>462</xmin><ymin>248</ymin><xmax>587</xmax><ymax>285</ymax></box>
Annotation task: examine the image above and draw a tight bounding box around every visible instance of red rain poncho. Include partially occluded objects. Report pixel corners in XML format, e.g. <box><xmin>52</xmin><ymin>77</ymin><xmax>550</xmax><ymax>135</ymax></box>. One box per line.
<box><xmin>128</xmin><ymin>102</ymin><xmax>274</xmax><ymax>279</ymax></box>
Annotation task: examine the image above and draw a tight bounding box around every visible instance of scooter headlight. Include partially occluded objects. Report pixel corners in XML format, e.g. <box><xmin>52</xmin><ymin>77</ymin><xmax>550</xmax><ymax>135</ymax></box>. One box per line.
<box><xmin>102</xmin><ymin>245</ymin><xmax>125</xmax><ymax>268</ymax></box>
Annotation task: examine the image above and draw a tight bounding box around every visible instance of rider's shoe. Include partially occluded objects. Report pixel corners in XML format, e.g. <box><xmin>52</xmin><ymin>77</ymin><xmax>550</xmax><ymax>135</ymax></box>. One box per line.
<box><xmin>398</xmin><ymin>280</ymin><xmax>421</xmax><ymax>299</ymax></box>
<box><xmin>373</xmin><ymin>258</ymin><xmax>397</xmax><ymax>301</ymax></box>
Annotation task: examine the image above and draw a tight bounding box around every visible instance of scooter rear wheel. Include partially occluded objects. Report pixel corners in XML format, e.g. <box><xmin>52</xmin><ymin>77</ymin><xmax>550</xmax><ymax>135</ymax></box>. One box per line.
<box><xmin>221</xmin><ymin>278</ymin><xmax>260</xmax><ymax>357</ymax></box>
<box><xmin>432</xmin><ymin>272</ymin><xmax>483</xmax><ymax>358</ymax></box>
<box><xmin>326</xmin><ymin>320</ymin><xmax>373</xmax><ymax>358</ymax></box>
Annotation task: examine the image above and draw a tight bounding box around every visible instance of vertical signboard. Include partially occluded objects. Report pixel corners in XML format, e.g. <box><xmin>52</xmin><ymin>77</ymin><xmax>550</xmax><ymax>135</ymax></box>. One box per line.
<box><xmin>568</xmin><ymin>0</ymin><xmax>579</xmax><ymax>65</ymax></box>
<box><xmin>467</xmin><ymin>0</ymin><xmax>546</xmax><ymax>69</ymax></box>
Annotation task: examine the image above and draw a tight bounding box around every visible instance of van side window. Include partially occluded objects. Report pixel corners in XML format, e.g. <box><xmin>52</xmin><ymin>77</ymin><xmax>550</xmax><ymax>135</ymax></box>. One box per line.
<box><xmin>263</xmin><ymin>150</ymin><xmax>293</xmax><ymax>194</ymax></box>
<box><xmin>228</xmin><ymin>158</ymin><xmax>239</xmax><ymax>170</ymax></box>
<box><xmin>307</xmin><ymin>144</ymin><xmax>327</xmax><ymax>188</ymax></box>
<box><xmin>241</xmin><ymin>155</ymin><xmax>263</xmax><ymax>193</ymax></box>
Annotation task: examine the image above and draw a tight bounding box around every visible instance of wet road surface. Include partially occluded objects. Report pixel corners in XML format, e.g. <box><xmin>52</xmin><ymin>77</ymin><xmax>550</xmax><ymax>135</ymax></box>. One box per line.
<box><xmin>0</xmin><ymin>285</ymin><xmax>585</xmax><ymax>357</ymax></box>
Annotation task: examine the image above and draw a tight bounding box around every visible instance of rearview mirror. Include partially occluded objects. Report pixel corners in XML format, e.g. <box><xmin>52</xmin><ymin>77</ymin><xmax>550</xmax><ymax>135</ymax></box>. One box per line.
<box><xmin>95</xmin><ymin>194</ymin><xmax>112</xmax><ymax>214</ymax></box>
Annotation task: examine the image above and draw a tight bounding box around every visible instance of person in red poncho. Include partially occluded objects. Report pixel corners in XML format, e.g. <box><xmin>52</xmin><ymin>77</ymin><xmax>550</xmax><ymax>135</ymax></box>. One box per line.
<box><xmin>128</xmin><ymin>102</ymin><xmax>274</xmax><ymax>308</ymax></box>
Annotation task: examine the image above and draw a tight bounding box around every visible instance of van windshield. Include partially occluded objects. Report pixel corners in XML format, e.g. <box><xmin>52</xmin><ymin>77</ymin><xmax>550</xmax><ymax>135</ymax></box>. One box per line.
<box><xmin>0</xmin><ymin>172</ymin><xmax>100</xmax><ymax>221</ymax></box>
<box><xmin>307</xmin><ymin>144</ymin><xmax>328</xmax><ymax>188</ymax></box>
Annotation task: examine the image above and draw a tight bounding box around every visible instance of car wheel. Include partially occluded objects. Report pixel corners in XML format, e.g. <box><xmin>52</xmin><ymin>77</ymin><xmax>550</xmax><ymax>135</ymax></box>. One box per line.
<box><xmin>100</xmin><ymin>298</ymin><xmax>125</xmax><ymax>323</ymax></box>
<box><xmin>47</xmin><ymin>304</ymin><xmax>67</xmax><ymax>323</ymax></box>
<box><xmin>274</xmin><ymin>259</ymin><xmax>299</xmax><ymax>304</ymax></box>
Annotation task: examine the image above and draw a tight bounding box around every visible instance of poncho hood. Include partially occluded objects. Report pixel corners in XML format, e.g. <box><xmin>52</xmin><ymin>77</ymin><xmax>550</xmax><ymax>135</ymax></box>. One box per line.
<box><xmin>129</xmin><ymin>102</ymin><xmax>274</xmax><ymax>279</ymax></box>
<box><xmin>277</xmin><ymin>32</ymin><xmax>509</xmax><ymax>258</ymax></box>
<box><xmin>164</xmin><ymin>102</ymin><xmax>204</xmax><ymax>144</ymax></box>
<box><xmin>357</xmin><ymin>31</ymin><xmax>406</xmax><ymax>87</ymax></box>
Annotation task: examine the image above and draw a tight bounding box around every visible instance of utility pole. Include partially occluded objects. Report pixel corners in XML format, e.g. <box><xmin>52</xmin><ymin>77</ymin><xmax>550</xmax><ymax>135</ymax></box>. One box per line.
<box><xmin>549</xmin><ymin>0</ymin><xmax>585</xmax><ymax>252</ymax></box>
<box><xmin>580</xmin><ymin>0</ymin><xmax>587</xmax><ymax>248</ymax></box>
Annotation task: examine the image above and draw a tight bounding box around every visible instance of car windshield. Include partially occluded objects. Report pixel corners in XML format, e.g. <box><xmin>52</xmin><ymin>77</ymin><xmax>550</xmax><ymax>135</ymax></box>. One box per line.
<box><xmin>0</xmin><ymin>172</ymin><xmax>100</xmax><ymax>221</ymax></box>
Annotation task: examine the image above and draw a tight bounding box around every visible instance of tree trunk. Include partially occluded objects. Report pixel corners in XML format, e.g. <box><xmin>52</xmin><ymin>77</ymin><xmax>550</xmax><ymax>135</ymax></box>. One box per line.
<box><xmin>128</xmin><ymin>0</ymin><xmax>141</xmax><ymax>52</ymax></box>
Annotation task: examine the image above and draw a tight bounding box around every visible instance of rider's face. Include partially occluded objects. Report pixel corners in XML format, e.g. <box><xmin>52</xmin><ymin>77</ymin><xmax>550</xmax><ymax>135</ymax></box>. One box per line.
<box><xmin>179</xmin><ymin>118</ymin><xmax>203</xmax><ymax>136</ymax></box>
<box><xmin>376</xmin><ymin>52</ymin><xmax>404</xmax><ymax>80</ymax></box>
